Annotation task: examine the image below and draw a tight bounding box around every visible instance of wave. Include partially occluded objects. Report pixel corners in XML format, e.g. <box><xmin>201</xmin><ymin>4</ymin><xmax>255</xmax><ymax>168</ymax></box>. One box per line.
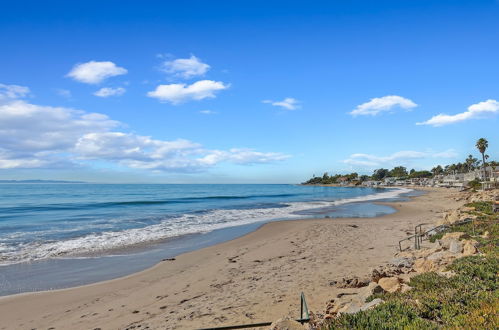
<box><xmin>0</xmin><ymin>193</ymin><xmax>302</xmax><ymax>213</ymax></box>
<box><xmin>0</xmin><ymin>187</ymin><xmax>412</xmax><ymax>266</ymax></box>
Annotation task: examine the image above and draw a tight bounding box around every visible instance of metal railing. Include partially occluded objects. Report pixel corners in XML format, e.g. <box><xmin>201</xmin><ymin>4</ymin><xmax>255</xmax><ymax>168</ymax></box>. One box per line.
<box><xmin>197</xmin><ymin>292</ymin><xmax>310</xmax><ymax>330</ymax></box>
<box><xmin>398</xmin><ymin>218</ymin><xmax>474</xmax><ymax>252</ymax></box>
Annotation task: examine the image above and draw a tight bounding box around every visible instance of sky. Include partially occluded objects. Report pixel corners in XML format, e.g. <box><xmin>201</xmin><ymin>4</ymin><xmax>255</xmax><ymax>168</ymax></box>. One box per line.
<box><xmin>0</xmin><ymin>0</ymin><xmax>498</xmax><ymax>183</ymax></box>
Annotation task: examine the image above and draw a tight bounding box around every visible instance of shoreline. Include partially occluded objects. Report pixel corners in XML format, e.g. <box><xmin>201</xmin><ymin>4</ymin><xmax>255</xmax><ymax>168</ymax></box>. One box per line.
<box><xmin>0</xmin><ymin>186</ymin><xmax>410</xmax><ymax>296</ymax></box>
<box><xmin>0</xmin><ymin>185</ymin><xmax>404</xmax><ymax>269</ymax></box>
<box><xmin>0</xmin><ymin>187</ymin><xmax>462</xmax><ymax>329</ymax></box>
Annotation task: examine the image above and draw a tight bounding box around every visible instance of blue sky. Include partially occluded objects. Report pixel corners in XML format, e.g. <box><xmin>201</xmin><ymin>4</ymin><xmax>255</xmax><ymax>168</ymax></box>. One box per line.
<box><xmin>0</xmin><ymin>0</ymin><xmax>498</xmax><ymax>183</ymax></box>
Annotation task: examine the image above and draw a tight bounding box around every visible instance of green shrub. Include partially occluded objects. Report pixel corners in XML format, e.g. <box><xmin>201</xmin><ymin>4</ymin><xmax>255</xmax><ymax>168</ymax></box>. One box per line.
<box><xmin>325</xmin><ymin>254</ymin><xmax>498</xmax><ymax>329</ymax></box>
<box><xmin>465</xmin><ymin>201</ymin><xmax>493</xmax><ymax>215</ymax></box>
<box><xmin>467</xmin><ymin>179</ymin><xmax>481</xmax><ymax>191</ymax></box>
<box><xmin>449</xmin><ymin>256</ymin><xmax>498</xmax><ymax>290</ymax></box>
<box><xmin>327</xmin><ymin>301</ymin><xmax>437</xmax><ymax>329</ymax></box>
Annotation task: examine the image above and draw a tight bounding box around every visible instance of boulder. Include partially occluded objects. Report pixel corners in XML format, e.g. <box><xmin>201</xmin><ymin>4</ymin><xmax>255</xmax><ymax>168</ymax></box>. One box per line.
<box><xmin>335</xmin><ymin>276</ymin><xmax>370</xmax><ymax>288</ymax></box>
<box><xmin>441</xmin><ymin>232</ymin><xmax>466</xmax><ymax>241</ymax></box>
<box><xmin>360</xmin><ymin>298</ymin><xmax>384</xmax><ymax>311</ymax></box>
<box><xmin>427</xmin><ymin>250</ymin><xmax>456</xmax><ymax>262</ymax></box>
<box><xmin>326</xmin><ymin>300</ymin><xmax>349</xmax><ymax>315</ymax></box>
<box><xmin>400</xmin><ymin>284</ymin><xmax>412</xmax><ymax>293</ymax></box>
<box><xmin>378</xmin><ymin>277</ymin><xmax>401</xmax><ymax>293</ymax></box>
<box><xmin>397</xmin><ymin>273</ymin><xmax>417</xmax><ymax>284</ymax></box>
<box><xmin>389</xmin><ymin>257</ymin><xmax>414</xmax><ymax>268</ymax></box>
<box><xmin>439</xmin><ymin>232</ymin><xmax>466</xmax><ymax>249</ymax></box>
<box><xmin>440</xmin><ymin>210</ymin><xmax>460</xmax><ymax>224</ymax></box>
<box><xmin>269</xmin><ymin>317</ymin><xmax>306</xmax><ymax>330</ymax></box>
<box><xmin>370</xmin><ymin>264</ymin><xmax>405</xmax><ymax>282</ymax></box>
<box><xmin>460</xmin><ymin>214</ymin><xmax>477</xmax><ymax>222</ymax></box>
<box><xmin>462</xmin><ymin>240</ymin><xmax>478</xmax><ymax>256</ymax></box>
<box><xmin>412</xmin><ymin>247</ymin><xmax>442</xmax><ymax>258</ymax></box>
<box><xmin>448</xmin><ymin>240</ymin><xmax>463</xmax><ymax>254</ymax></box>
<box><xmin>338</xmin><ymin>302</ymin><xmax>361</xmax><ymax>314</ymax></box>
<box><xmin>356</xmin><ymin>282</ymin><xmax>384</xmax><ymax>302</ymax></box>
<box><xmin>413</xmin><ymin>258</ymin><xmax>437</xmax><ymax>273</ymax></box>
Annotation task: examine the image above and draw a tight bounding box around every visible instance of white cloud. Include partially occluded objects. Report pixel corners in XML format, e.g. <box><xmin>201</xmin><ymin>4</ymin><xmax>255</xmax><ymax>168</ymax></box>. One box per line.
<box><xmin>94</xmin><ymin>87</ymin><xmax>126</xmax><ymax>97</ymax></box>
<box><xmin>161</xmin><ymin>55</ymin><xmax>210</xmax><ymax>79</ymax></box>
<box><xmin>262</xmin><ymin>98</ymin><xmax>300</xmax><ymax>110</ymax></box>
<box><xmin>75</xmin><ymin>134</ymin><xmax>288</xmax><ymax>171</ymax></box>
<box><xmin>199</xmin><ymin>110</ymin><xmax>217</xmax><ymax>115</ymax></box>
<box><xmin>67</xmin><ymin>61</ymin><xmax>127</xmax><ymax>84</ymax></box>
<box><xmin>0</xmin><ymin>100</ymin><xmax>119</xmax><ymax>169</ymax></box>
<box><xmin>0</xmin><ymin>84</ymin><xmax>287</xmax><ymax>171</ymax></box>
<box><xmin>147</xmin><ymin>80</ymin><xmax>228</xmax><ymax>104</ymax></box>
<box><xmin>0</xmin><ymin>83</ymin><xmax>30</xmax><ymax>103</ymax></box>
<box><xmin>432</xmin><ymin>150</ymin><xmax>460</xmax><ymax>158</ymax></box>
<box><xmin>417</xmin><ymin>99</ymin><xmax>499</xmax><ymax>127</ymax></box>
<box><xmin>197</xmin><ymin>149</ymin><xmax>290</xmax><ymax>166</ymax></box>
<box><xmin>350</xmin><ymin>95</ymin><xmax>417</xmax><ymax>116</ymax></box>
<box><xmin>343</xmin><ymin>149</ymin><xmax>458</xmax><ymax>168</ymax></box>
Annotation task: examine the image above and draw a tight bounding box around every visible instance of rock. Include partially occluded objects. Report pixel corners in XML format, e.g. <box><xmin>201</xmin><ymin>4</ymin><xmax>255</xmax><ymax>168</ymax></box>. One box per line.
<box><xmin>335</xmin><ymin>276</ymin><xmax>370</xmax><ymax>288</ymax></box>
<box><xmin>462</xmin><ymin>240</ymin><xmax>478</xmax><ymax>256</ymax></box>
<box><xmin>328</xmin><ymin>300</ymin><xmax>350</xmax><ymax>314</ymax></box>
<box><xmin>397</xmin><ymin>273</ymin><xmax>417</xmax><ymax>284</ymax></box>
<box><xmin>360</xmin><ymin>298</ymin><xmax>384</xmax><ymax>311</ymax></box>
<box><xmin>400</xmin><ymin>284</ymin><xmax>412</xmax><ymax>293</ymax></box>
<box><xmin>462</xmin><ymin>214</ymin><xmax>477</xmax><ymax>220</ymax></box>
<box><xmin>269</xmin><ymin>317</ymin><xmax>306</xmax><ymax>330</ymax></box>
<box><xmin>389</xmin><ymin>257</ymin><xmax>414</xmax><ymax>268</ymax></box>
<box><xmin>324</xmin><ymin>314</ymin><xmax>334</xmax><ymax>320</ymax></box>
<box><xmin>449</xmin><ymin>240</ymin><xmax>463</xmax><ymax>254</ymax></box>
<box><xmin>440</xmin><ymin>210</ymin><xmax>460</xmax><ymax>224</ymax></box>
<box><xmin>413</xmin><ymin>258</ymin><xmax>437</xmax><ymax>273</ymax></box>
<box><xmin>427</xmin><ymin>250</ymin><xmax>456</xmax><ymax>262</ymax></box>
<box><xmin>370</xmin><ymin>264</ymin><xmax>404</xmax><ymax>282</ymax></box>
<box><xmin>378</xmin><ymin>277</ymin><xmax>401</xmax><ymax>293</ymax></box>
<box><xmin>338</xmin><ymin>302</ymin><xmax>361</xmax><ymax>314</ymax></box>
<box><xmin>439</xmin><ymin>232</ymin><xmax>466</xmax><ymax>249</ymax></box>
<box><xmin>370</xmin><ymin>268</ymin><xmax>385</xmax><ymax>282</ymax></box>
<box><xmin>441</xmin><ymin>232</ymin><xmax>466</xmax><ymax>241</ymax></box>
<box><xmin>412</xmin><ymin>247</ymin><xmax>441</xmax><ymax>259</ymax></box>
<box><xmin>357</xmin><ymin>282</ymin><xmax>384</xmax><ymax>302</ymax></box>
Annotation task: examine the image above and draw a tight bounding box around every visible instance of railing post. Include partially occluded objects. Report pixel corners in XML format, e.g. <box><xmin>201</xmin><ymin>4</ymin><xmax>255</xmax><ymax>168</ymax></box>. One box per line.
<box><xmin>300</xmin><ymin>294</ymin><xmax>303</xmax><ymax>321</ymax></box>
<box><xmin>299</xmin><ymin>292</ymin><xmax>309</xmax><ymax>324</ymax></box>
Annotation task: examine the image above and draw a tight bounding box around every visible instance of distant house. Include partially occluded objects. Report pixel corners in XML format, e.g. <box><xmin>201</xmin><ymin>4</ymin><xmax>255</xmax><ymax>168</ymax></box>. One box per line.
<box><xmin>438</xmin><ymin>166</ymin><xmax>498</xmax><ymax>189</ymax></box>
<box><xmin>337</xmin><ymin>176</ymin><xmax>349</xmax><ymax>185</ymax></box>
<box><xmin>383</xmin><ymin>177</ymin><xmax>397</xmax><ymax>186</ymax></box>
<box><xmin>442</xmin><ymin>173</ymin><xmax>466</xmax><ymax>188</ymax></box>
<box><xmin>361</xmin><ymin>180</ymin><xmax>381</xmax><ymax>187</ymax></box>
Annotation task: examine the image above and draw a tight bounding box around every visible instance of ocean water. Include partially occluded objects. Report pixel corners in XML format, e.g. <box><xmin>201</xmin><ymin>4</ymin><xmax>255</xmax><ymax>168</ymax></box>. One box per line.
<box><xmin>0</xmin><ymin>184</ymin><xmax>413</xmax><ymax>295</ymax></box>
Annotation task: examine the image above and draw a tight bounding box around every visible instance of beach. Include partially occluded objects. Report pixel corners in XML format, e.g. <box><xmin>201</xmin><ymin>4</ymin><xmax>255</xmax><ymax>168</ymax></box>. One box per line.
<box><xmin>0</xmin><ymin>187</ymin><xmax>462</xmax><ymax>329</ymax></box>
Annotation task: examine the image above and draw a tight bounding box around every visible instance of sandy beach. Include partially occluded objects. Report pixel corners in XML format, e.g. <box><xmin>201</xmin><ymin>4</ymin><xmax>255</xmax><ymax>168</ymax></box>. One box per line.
<box><xmin>0</xmin><ymin>187</ymin><xmax>463</xmax><ymax>330</ymax></box>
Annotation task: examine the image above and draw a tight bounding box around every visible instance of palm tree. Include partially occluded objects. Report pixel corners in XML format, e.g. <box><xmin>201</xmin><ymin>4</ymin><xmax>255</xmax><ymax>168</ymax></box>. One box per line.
<box><xmin>476</xmin><ymin>138</ymin><xmax>488</xmax><ymax>180</ymax></box>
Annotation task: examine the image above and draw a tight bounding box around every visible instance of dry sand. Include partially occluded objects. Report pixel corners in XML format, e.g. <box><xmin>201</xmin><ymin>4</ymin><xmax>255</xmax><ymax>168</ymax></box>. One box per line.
<box><xmin>0</xmin><ymin>187</ymin><xmax>463</xmax><ymax>329</ymax></box>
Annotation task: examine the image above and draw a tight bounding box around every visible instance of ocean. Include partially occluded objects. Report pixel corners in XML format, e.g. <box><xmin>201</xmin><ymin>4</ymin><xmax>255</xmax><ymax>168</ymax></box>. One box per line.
<box><xmin>0</xmin><ymin>184</ymin><xmax>414</xmax><ymax>295</ymax></box>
